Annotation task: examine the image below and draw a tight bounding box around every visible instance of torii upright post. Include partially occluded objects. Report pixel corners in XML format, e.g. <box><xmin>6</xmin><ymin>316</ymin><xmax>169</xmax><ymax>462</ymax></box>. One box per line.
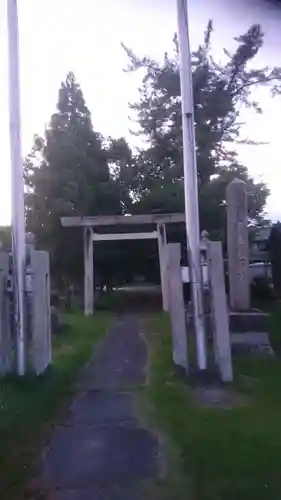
<box><xmin>84</xmin><ymin>227</ymin><xmax>94</xmax><ymax>315</ymax></box>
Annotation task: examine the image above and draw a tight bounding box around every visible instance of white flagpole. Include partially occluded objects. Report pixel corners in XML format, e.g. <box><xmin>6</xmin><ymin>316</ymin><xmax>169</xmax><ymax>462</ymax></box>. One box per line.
<box><xmin>7</xmin><ymin>0</ymin><xmax>27</xmax><ymax>375</ymax></box>
<box><xmin>177</xmin><ymin>0</ymin><xmax>207</xmax><ymax>370</ymax></box>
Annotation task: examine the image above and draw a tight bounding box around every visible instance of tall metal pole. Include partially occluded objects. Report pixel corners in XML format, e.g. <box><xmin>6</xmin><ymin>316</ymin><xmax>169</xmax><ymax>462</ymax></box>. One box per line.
<box><xmin>7</xmin><ymin>0</ymin><xmax>27</xmax><ymax>376</ymax></box>
<box><xmin>177</xmin><ymin>0</ymin><xmax>207</xmax><ymax>370</ymax></box>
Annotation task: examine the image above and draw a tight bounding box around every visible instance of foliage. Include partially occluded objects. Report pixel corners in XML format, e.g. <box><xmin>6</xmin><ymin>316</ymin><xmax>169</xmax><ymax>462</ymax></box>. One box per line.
<box><xmin>24</xmin><ymin>73</ymin><xmax>131</xmax><ymax>284</ymax></box>
<box><xmin>251</xmin><ymin>276</ymin><xmax>273</xmax><ymax>303</ymax></box>
<box><xmin>0</xmin><ymin>226</ymin><xmax>11</xmax><ymax>252</ymax></box>
<box><xmin>123</xmin><ymin>22</ymin><xmax>280</xmax><ymax>235</ymax></box>
<box><xmin>268</xmin><ymin>222</ymin><xmax>281</xmax><ymax>298</ymax></box>
<box><xmin>24</xmin><ymin>23</ymin><xmax>281</xmax><ymax>286</ymax></box>
<box><xmin>268</xmin><ymin>304</ymin><xmax>281</xmax><ymax>354</ymax></box>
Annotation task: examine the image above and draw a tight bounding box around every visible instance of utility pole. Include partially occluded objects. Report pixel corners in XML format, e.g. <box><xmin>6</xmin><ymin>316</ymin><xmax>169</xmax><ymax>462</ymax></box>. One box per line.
<box><xmin>177</xmin><ymin>0</ymin><xmax>207</xmax><ymax>370</ymax></box>
<box><xmin>7</xmin><ymin>0</ymin><xmax>27</xmax><ymax>376</ymax></box>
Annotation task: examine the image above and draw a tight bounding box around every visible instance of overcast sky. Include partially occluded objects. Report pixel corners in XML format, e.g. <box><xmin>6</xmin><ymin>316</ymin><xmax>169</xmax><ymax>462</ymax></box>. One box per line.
<box><xmin>0</xmin><ymin>0</ymin><xmax>280</xmax><ymax>225</ymax></box>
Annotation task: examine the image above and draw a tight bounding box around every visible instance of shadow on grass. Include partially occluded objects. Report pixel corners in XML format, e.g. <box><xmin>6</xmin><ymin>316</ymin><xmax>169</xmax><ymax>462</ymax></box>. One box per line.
<box><xmin>140</xmin><ymin>312</ymin><xmax>281</xmax><ymax>500</ymax></box>
<box><xmin>0</xmin><ymin>312</ymin><xmax>112</xmax><ymax>500</ymax></box>
<box><xmin>95</xmin><ymin>288</ymin><xmax>163</xmax><ymax>313</ymax></box>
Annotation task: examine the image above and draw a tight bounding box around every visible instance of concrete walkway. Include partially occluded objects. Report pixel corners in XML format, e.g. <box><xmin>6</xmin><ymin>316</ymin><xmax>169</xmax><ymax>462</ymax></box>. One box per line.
<box><xmin>31</xmin><ymin>316</ymin><xmax>159</xmax><ymax>499</ymax></box>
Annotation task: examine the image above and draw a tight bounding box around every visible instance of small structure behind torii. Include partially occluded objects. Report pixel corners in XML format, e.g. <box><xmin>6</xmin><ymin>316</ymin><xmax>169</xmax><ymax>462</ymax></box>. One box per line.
<box><xmin>61</xmin><ymin>213</ymin><xmax>185</xmax><ymax>315</ymax></box>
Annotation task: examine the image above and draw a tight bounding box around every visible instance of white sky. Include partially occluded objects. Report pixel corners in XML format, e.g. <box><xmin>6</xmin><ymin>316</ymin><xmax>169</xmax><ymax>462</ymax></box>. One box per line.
<box><xmin>0</xmin><ymin>0</ymin><xmax>281</xmax><ymax>225</ymax></box>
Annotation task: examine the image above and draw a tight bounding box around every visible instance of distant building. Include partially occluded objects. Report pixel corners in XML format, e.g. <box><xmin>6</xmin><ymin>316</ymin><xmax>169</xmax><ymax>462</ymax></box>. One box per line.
<box><xmin>249</xmin><ymin>227</ymin><xmax>271</xmax><ymax>262</ymax></box>
<box><xmin>249</xmin><ymin>227</ymin><xmax>271</xmax><ymax>281</ymax></box>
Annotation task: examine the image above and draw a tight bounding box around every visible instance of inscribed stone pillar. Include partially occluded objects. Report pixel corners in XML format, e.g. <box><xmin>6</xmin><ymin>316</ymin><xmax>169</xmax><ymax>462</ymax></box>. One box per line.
<box><xmin>84</xmin><ymin>227</ymin><xmax>94</xmax><ymax>316</ymax></box>
<box><xmin>31</xmin><ymin>250</ymin><xmax>52</xmax><ymax>374</ymax></box>
<box><xmin>226</xmin><ymin>178</ymin><xmax>250</xmax><ymax>310</ymax></box>
<box><xmin>157</xmin><ymin>223</ymin><xmax>169</xmax><ymax>311</ymax></box>
<box><xmin>167</xmin><ymin>243</ymin><xmax>188</xmax><ymax>373</ymax></box>
<box><xmin>208</xmin><ymin>241</ymin><xmax>233</xmax><ymax>382</ymax></box>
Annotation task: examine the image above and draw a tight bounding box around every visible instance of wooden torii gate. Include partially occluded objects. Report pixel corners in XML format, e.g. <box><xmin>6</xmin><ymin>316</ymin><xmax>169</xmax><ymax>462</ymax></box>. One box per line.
<box><xmin>61</xmin><ymin>213</ymin><xmax>185</xmax><ymax>315</ymax></box>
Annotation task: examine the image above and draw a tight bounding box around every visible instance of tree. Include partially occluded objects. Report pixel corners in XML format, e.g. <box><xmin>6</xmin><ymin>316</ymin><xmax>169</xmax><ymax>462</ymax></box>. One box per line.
<box><xmin>25</xmin><ymin>72</ymin><xmax>125</xmax><ymax>284</ymax></box>
<box><xmin>123</xmin><ymin>23</ymin><xmax>280</xmax><ymax>235</ymax></box>
<box><xmin>24</xmin><ymin>24</ymin><xmax>281</xmax><ymax>291</ymax></box>
<box><xmin>269</xmin><ymin>223</ymin><xmax>281</xmax><ymax>299</ymax></box>
<box><xmin>106</xmin><ymin>136</ymin><xmax>135</xmax><ymax>214</ymax></box>
<box><xmin>0</xmin><ymin>226</ymin><xmax>11</xmax><ymax>252</ymax></box>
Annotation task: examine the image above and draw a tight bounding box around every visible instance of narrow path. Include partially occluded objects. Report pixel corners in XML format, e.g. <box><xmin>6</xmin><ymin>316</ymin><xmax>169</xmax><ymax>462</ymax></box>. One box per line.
<box><xmin>30</xmin><ymin>316</ymin><xmax>159</xmax><ymax>499</ymax></box>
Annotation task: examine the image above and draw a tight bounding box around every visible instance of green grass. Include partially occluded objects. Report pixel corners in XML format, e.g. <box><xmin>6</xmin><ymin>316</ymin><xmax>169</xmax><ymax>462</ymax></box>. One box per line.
<box><xmin>95</xmin><ymin>290</ymin><xmax>129</xmax><ymax>310</ymax></box>
<box><xmin>95</xmin><ymin>288</ymin><xmax>162</xmax><ymax>312</ymax></box>
<box><xmin>0</xmin><ymin>312</ymin><xmax>112</xmax><ymax>500</ymax></box>
<box><xmin>141</xmin><ymin>313</ymin><xmax>281</xmax><ymax>500</ymax></box>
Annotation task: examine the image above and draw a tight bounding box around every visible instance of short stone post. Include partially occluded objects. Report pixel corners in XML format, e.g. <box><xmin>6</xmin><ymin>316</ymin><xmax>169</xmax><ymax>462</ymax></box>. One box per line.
<box><xmin>0</xmin><ymin>253</ymin><xmax>13</xmax><ymax>375</ymax></box>
<box><xmin>31</xmin><ymin>250</ymin><xmax>52</xmax><ymax>374</ymax></box>
<box><xmin>200</xmin><ymin>231</ymin><xmax>212</xmax><ymax>338</ymax></box>
<box><xmin>200</xmin><ymin>230</ymin><xmax>210</xmax><ymax>287</ymax></box>
<box><xmin>226</xmin><ymin>178</ymin><xmax>250</xmax><ymax>310</ymax></box>
<box><xmin>209</xmin><ymin>241</ymin><xmax>233</xmax><ymax>382</ymax></box>
<box><xmin>167</xmin><ymin>243</ymin><xmax>188</xmax><ymax>373</ymax></box>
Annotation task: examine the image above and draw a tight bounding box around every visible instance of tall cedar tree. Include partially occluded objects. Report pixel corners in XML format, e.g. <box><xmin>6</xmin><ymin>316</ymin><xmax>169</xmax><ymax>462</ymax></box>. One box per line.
<box><xmin>25</xmin><ymin>72</ymin><xmax>129</xmax><ymax>284</ymax></box>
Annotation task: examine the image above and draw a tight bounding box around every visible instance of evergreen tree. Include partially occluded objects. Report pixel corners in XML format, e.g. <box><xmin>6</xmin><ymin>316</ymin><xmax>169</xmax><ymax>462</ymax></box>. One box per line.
<box><xmin>123</xmin><ymin>23</ymin><xmax>280</xmax><ymax>235</ymax></box>
<box><xmin>25</xmin><ymin>72</ymin><xmax>123</xmax><ymax>283</ymax></box>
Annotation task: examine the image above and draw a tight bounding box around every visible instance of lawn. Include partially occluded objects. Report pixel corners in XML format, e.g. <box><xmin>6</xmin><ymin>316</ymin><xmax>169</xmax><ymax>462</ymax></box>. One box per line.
<box><xmin>141</xmin><ymin>312</ymin><xmax>281</xmax><ymax>500</ymax></box>
<box><xmin>0</xmin><ymin>312</ymin><xmax>112</xmax><ymax>500</ymax></box>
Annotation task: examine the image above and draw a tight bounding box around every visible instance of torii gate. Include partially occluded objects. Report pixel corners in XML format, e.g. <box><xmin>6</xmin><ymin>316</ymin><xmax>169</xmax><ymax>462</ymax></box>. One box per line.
<box><xmin>7</xmin><ymin>0</ymin><xmax>206</xmax><ymax>372</ymax></box>
<box><xmin>61</xmin><ymin>213</ymin><xmax>185</xmax><ymax>315</ymax></box>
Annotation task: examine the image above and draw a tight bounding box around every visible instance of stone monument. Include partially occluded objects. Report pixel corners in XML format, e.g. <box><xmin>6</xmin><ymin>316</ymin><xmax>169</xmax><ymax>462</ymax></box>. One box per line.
<box><xmin>166</xmin><ymin>243</ymin><xmax>188</xmax><ymax>373</ymax></box>
<box><xmin>226</xmin><ymin>178</ymin><xmax>250</xmax><ymax>311</ymax></box>
<box><xmin>208</xmin><ymin>241</ymin><xmax>233</xmax><ymax>382</ymax></box>
<box><xmin>30</xmin><ymin>250</ymin><xmax>52</xmax><ymax>374</ymax></box>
